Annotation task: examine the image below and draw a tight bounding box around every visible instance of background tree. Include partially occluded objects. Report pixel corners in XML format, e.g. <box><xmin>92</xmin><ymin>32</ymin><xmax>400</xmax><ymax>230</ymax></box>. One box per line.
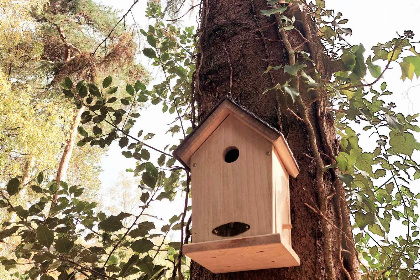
<box><xmin>0</xmin><ymin>0</ymin><xmax>148</xmax><ymax>278</ymax></box>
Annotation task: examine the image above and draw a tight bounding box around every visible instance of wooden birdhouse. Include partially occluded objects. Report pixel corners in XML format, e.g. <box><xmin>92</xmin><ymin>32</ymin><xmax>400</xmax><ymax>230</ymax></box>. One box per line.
<box><xmin>173</xmin><ymin>99</ymin><xmax>300</xmax><ymax>273</ymax></box>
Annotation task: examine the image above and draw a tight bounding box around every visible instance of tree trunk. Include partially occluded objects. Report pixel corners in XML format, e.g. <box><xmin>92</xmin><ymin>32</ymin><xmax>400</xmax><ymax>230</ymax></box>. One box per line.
<box><xmin>54</xmin><ymin>106</ymin><xmax>85</xmax><ymax>202</ymax></box>
<box><xmin>22</xmin><ymin>156</ymin><xmax>34</xmax><ymax>186</ymax></box>
<box><xmin>190</xmin><ymin>1</ymin><xmax>360</xmax><ymax>279</ymax></box>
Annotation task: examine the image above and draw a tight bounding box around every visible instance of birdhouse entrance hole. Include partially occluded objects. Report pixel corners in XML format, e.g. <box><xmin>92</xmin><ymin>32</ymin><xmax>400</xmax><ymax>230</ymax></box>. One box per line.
<box><xmin>212</xmin><ymin>222</ymin><xmax>250</xmax><ymax>237</ymax></box>
<box><xmin>224</xmin><ymin>147</ymin><xmax>239</xmax><ymax>163</ymax></box>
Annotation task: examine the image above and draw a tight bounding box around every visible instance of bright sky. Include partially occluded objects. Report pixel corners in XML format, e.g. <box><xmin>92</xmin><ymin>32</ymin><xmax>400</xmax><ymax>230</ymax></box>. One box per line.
<box><xmin>96</xmin><ymin>0</ymin><xmax>420</xmax><ymax>241</ymax></box>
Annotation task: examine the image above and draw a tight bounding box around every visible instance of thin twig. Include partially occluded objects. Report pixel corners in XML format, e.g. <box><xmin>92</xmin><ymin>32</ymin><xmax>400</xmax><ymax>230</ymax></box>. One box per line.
<box><xmin>92</xmin><ymin>0</ymin><xmax>141</xmax><ymax>56</ymax></box>
<box><xmin>287</xmin><ymin>107</ymin><xmax>304</xmax><ymax>122</ymax></box>
<box><xmin>171</xmin><ymin>172</ymin><xmax>191</xmax><ymax>280</ymax></box>
<box><xmin>341</xmin><ymin>43</ymin><xmax>400</xmax><ymax>90</ymax></box>
<box><xmin>82</xmin><ymin>100</ymin><xmax>174</xmax><ymax>158</ymax></box>
<box><xmin>0</xmin><ymin>190</ymin><xmax>34</xmax><ymax>231</ymax></box>
<box><xmin>167</xmin><ymin>4</ymin><xmax>201</xmax><ymax>22</ymax></box>
<box><xmin>102</xmin><ymin>188</ymin><xmax>159</xmax><ymax>268</ymax></box>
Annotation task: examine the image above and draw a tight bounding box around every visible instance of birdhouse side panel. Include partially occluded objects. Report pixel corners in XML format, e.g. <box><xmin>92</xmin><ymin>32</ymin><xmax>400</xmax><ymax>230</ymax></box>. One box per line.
<box><xmin>190</xmin><ymin>115</ymin><xmax>274</xmax><ymax>243</ymax></box>
<box><xmin>272</xmin><ymin>148</ymin><xmax>292</xmax><ymax>247</ymax></box>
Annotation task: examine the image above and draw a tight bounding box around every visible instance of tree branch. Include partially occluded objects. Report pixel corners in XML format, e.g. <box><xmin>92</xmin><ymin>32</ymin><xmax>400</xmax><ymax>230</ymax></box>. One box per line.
<box><xmin>91</xmin><ymin>0</ymin><xmax>141</xmax><ymax>56</ymax></box>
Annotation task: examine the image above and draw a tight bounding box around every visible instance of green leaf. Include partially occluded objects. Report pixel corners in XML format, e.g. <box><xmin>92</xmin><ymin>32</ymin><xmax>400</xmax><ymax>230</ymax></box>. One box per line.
<box><xmin>284</xmin><ymin>86</ymin><xmax>300</xmax><ymax>102</ymax></box>
<box><xmin>143</xmin><ymin>133</ymin><xmax>155</xmax><ymax>140</ymax></box>
<box><xmin>107</xmin><ymin>86</ymin><xmax>118</xmax><ymax>95</ymax></box>
<box><xmin>37</xmin><ymin>225</ymin><xmax>54</xmax><ymax>248</ymax></box>
<box><xmin>55</xmin><ymin>237</ymin><xmax>74</xmax><ymax>253</ymax></box>
<box><xmin>355</xmin><ymin>212</ymin><xmax>375</xmax><ymax>229</ymax></box>
<box><xmin>301</xmin><ymin>71</ymin><xmax>318</xmax><ymax>87</ymax></box>
<box><xmin>37</xmin><ymin>172</ymin><xmax>44</xmax><ymax>184</ymax></box>
<box><xmin>166</xmin><ymin>157</ymin><xmax>176</xmax><ymax>167</ymax></box>
<box><xmin>147</xmin><ymin>35</ymin><xmax>156</xmax><ymax>47</ymax></box>
<box><xmin>353</xmin><ymin>44</ymin><xmax>367</xmax><ymax>78</ymax></box>
<box><xmin>49</xmin><ymin>182</ymin><xmax>58</xmax><ymax>193</ymax></box>
<box><xmin>126</xmin><ymin>84</ymin><xmax>135</xmax><ymax>96</ymax></box>
<box><xmin>103</xmin><ymin>76</ymin><xmax>112</xmax><ymax>88</ymax></box>
<box><xmin>121</xmin><ymin>98</ymin><xmax>130</xmax><ymax>105</ymax></box>
<box><xmin>390</xmin><ymin>131</ymin><xmax>419</xmax><ymax>156</ymax></box>
<box><xmin>133</xmin><ymin>152</ymin><xmax>142</xmax><ymax>160</ymax></box>
<box><xmin>0</xmin><ymin>226</ymin><xmax>20</xmax><ymax>239</ymax></box>
<box><xmin>142</xmin><ymin>172</ymin><xmax>157</xmax><ymax>188</ymax></box>
<box><xmin>119</xmin><ymin>137</ymin><xmax>129</xmax><ymax>148</ymax></box>
<box><xmin>338</xmin><ymin>174</ymin><xmax>353</xmax><ymax>185</ymax></box>
<box><xmin>6</xmin><ymin>178</ymin><xmax>20</xmax><ymax>196</ymax></box>
<box><xmin>355</xmin><ymin>153</ymin><xmax>374</xmax><ymax>175</ymax></box>
<box><xmin>161</xmin><ymin>52</ymin><xmax>170</xmax><ymax>61</ymax></box>
<box><xmin>107</xmin><ymin>97</ymin><xmax>117</xmax><ymax>103</ymax></box>
<box><xmin>143</xmin><ymin>48</ymin><xmax>157</xmax><ymax>58</ymax></box>
<box><xmin>380</xmin><ymin>82</ymin><xmax>387</xmax><ymax>91</ymax></box>
<box><xmin>93</xmin><ymin>125</ymin><xmax>102</xmax><ymax>135</ymax></box>
<box><xmin>400</xmin><ymin>56</ymin><xmax>420</xmax><ymax>81</ymax></box>
<box><xmin>31</xmin><ymin>185</ymin><xmax>43</xmax><ymax>193</ymax></box>
<box><xmin>120</xmin><ymin>255</ymin><xmax>139</xmax><ymax>277</ymax></box>
<box><xmin>78</xmin><ymin>83</ymin><xmax>88</xmax><ymax>97</ymax></box>
<box><xmin>142</xmin><ymin>162</ymin><xmax>158</xmax><ymax>188</ymax></box>
<box><xmin>158</xmin><ymin>154</ymin><xmax>166</xmax><ymax>166</ymax></box>
<box><xmin>261</xmin><ymin>7</ymin><xmax>287</xmax><ymax>16</ymax></box>
<box><xmin>88</xmin><ymin>84</ymin><xmax>101</xmax><ymax>97</ymax></box>
<box><xmin>284</xmin><ymin>63</ymin><xmax>306</xmax><ymax>76</ymax></box>
<box><xmin>150</xmin><ymin>267</ymin><xmax>166</xmax><ymax>280</ymax></box>
<box><xmin>140</xmin><ymin>149</ymin><xmax>150</xmax><ymax>160</ymax></box>
<box><xmin>135</xmin><ymin>80</ymin><xmax>146</xmax><ymax>92</ymax></box>
<box><xmin>131</xmin><ymin>239</ymin><xmax>154</xmax><ymax>253</ymax></box>
<box><xmin>98</xmin><ymin>216</ymin><xmax>124</xmax><ymax>232</ymax></box>
<box><xmin>341</xmin><ymin>50</ymin><xmax>356</xmax><ymax>71</ymax></box>
<box><xmin>140</xmin><ymin>192</ymin><xmax>150</xmax><ymax>204</ymax></box>
<box><xmin>78</xmin><ymin>126</ymin><xmax>88</xmax><ymax>137</ymax></box>
<box><xmin>168</xmin><ymin>242</ymin><xmax>180</xmax><ymax>250</ymax></box>
<box><xmin>129</xmin><ymin>221</ymin><xmax>155</xmax><ymax>238</ymax></box>
<box><xmin>366</xmin><ymin>56</ymin><xmax>381</xmax><ymax>78</ymax></box>
<box><xmin>369</xmin><ymin>224</ymin><xmax>385</xmax><ymax>237</ymax></box>
<box><xmin>61</xmin><ymin>77</ymin><xmax>73</xmax><ymax>90</ymax></box>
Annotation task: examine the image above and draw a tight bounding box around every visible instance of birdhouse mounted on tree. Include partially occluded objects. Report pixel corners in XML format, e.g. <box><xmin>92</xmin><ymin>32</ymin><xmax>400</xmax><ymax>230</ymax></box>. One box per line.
<box><xmin>173</xmin><ymin>98</ymin><xmax>300</xmax><ymax>273</ymax></box>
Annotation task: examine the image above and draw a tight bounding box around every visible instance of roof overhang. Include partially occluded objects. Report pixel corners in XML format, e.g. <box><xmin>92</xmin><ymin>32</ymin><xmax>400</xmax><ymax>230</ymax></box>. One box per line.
<box><xmin>173</xmin><ymin>98</ymin><xmax>299</xmax><ymax>178</ymax></box>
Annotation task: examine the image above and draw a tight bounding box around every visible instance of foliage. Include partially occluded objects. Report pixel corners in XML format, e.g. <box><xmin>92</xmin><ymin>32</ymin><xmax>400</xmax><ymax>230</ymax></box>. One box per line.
<box><xmin>0</xmin><ymin>0</ymin><xmax>149</xmax><ymax>278</ymax></box>
<box><xmin>263</xmin><ymin>1</ymin><xmax>420</xmax><ymax>278</ymax></box>
<box><xmin>1</xmin><ymin>2</ymin><xmax>194</xmax><ymax>278</ymax></box>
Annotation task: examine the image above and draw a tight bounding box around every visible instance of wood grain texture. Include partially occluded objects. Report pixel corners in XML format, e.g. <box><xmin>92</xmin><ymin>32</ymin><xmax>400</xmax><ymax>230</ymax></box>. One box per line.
<box><xmin>190</xmin><ymin>115</ymin><xmax>273</xmax><ymax>243</ymax></box>
<box><xmin>272</xmin><ymin>148</ymin><xmax>292</xmax><ymax>247</ymax></box>
<box><xmin>173</xmin><ymin>99</ymin><xmax>299</xmax><ymax>177</ymax></box>
<box><xmin>184</xmin><ymin>233</ymin><xmax>300</xmax><ymax>273</ymax></box>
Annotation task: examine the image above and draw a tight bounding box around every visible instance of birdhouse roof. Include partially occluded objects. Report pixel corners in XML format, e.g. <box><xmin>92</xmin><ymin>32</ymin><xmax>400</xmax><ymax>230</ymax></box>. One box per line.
<box><xmin>173</xmin><ymin>98</ymin><xmax>299</xmax><ymax>178</ymax></box>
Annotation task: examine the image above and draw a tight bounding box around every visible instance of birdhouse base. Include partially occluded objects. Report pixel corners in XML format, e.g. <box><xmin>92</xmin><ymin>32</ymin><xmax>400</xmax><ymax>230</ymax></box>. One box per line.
<box><xmin>183</xmin><ymin>233</ymin><xmax>300</xmax><ymax>273</ymax></box>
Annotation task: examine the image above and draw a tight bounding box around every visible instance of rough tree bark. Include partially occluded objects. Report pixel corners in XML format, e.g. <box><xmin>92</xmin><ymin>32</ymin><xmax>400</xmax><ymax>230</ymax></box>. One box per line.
<box><xmin>190</xmin><ymin>1</ymin><xmax>360</xmax><ymax>279</ymax></box>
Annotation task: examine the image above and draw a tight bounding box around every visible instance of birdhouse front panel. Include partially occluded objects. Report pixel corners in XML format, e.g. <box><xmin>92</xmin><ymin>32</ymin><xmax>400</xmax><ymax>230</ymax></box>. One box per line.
<box><xmin>190</xmin><ymin>114</ymin><xmax>274</xmax><ymax>243</ymax></box>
